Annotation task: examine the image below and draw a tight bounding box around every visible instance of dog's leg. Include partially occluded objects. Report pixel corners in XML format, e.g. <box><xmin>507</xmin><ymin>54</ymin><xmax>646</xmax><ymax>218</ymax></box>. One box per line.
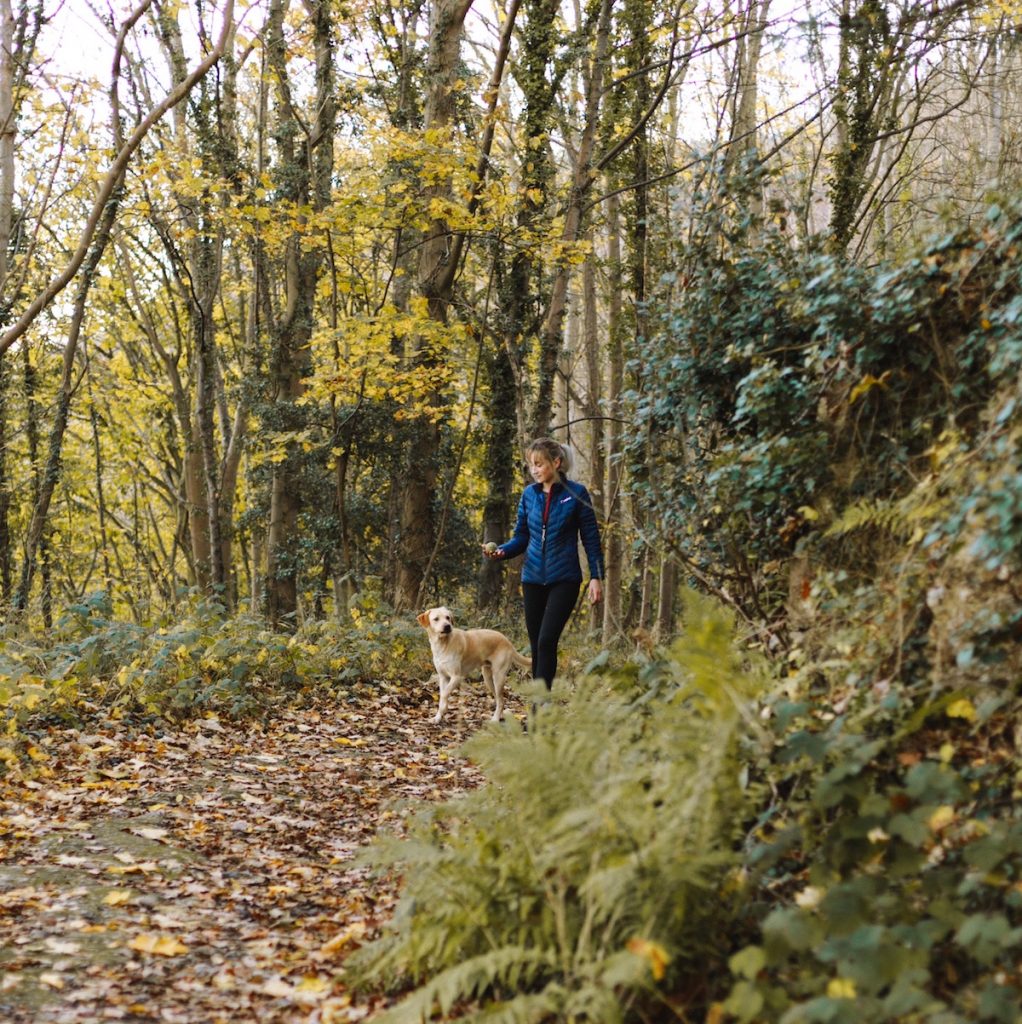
<box><xmin>434</xmin><ymin>672</ymin><xmax>456</xmax><ymax>724</ymax></box>
<box><xmin>484</xmin><ymin>663</ymin><xmax>504</xmax><ymax>722</ymax></box>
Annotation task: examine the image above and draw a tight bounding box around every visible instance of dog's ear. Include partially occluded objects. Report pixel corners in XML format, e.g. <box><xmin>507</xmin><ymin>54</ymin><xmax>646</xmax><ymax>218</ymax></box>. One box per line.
<box><xmin>417</xmin><ymin>611</ymin><xmax>430</xmax><ymax>628</ymax></box>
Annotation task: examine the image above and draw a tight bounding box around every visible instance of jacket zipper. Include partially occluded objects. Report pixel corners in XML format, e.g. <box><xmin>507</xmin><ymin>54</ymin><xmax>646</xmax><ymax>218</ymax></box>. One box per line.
<box><xmin>541</xmin><ymin>487</ymin><xmax>555</xmax><ymax>566</ymax></box>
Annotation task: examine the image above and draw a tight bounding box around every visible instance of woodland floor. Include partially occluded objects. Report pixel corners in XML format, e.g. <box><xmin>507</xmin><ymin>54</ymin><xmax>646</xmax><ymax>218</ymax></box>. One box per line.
<box><xmin>0</xmin><ymin>679</ymin><xmax>515</xmax><ymax>1023</ymax></box>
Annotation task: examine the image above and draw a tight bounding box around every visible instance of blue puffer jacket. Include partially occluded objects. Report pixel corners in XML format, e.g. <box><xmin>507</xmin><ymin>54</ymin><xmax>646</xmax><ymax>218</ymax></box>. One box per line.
<box><xmin>499</xmin><ymin>479</ymin><xmax>604</xmax><ymax>585</ymax></box>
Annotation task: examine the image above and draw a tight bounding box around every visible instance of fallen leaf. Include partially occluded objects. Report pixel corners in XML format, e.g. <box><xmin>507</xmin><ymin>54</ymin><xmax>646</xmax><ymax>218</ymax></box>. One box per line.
<box><xmin>320</xmin><ymin>921</ymin><xmax>367</xmax><ymax>956</ymax></box>
<box><xmin>44</xmin><ymin>938</ymin><xmax>81</xmax><ymax>955</ymax></box>
<box><xmin>131</xmin><ymin>827</ymin><xmax>170</xmax><ymax>841</ymax></box>
<box><xmin>262</xmin><ymin>978</ymin><xmax>294</xmax><ymax>997</ymax></box>
<box><xmin>55</xmin><ymin>854</ymin><xmax>88</xmax><ymax>867</ymax></box>
<box><xmin>103</xmin><ymin>889</ymin><xmax>134</xmax><ymax>906</ymax></box>
<box><xmin>128</xmin><ymin>933</ymin><xmax>190</xmax><ymax>957</ymax></box>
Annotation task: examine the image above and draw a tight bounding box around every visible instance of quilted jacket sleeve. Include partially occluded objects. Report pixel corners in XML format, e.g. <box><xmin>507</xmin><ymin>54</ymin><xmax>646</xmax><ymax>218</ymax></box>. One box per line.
<box><xmin>498</xmin><ymin>490</ymin><xmax>530</xmax><ymax>560</ymax></box>
<box><xmin>576</xmin><ymin>484</ymin><xmax>604</xmax><ymax>579</ymax></box>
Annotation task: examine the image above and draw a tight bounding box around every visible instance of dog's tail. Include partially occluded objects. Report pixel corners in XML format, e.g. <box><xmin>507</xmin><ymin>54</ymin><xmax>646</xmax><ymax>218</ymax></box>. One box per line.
<box><xmin>512</xmin><ymin>650</ymin><xmax>532</xmax><ymax>671</ymax></box>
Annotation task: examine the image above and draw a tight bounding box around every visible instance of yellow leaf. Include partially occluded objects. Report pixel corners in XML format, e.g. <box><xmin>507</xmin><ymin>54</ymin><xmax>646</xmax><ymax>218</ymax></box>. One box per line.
<box><xmin>626</xmin><ymin>937</ymin><xmax>670</xmax><ymax>981</ymax></box>
<box><xmin>128</xmin><ymin>934</ymin><xmax>189</xmax><ymax>957</ymax></box>
<box><xmin>827</xmin><ymin>978</ymin><xmax>857</xmax><ymax>999</ymax></box>
<box><xmin>797</xmin><ymin>505</ymin><xmax>819</xmax><ymax>522</ymax></box>
<box><xmin>296</xmin><ymin>976</ymin><xmax>331</xmax><ymax>995</ymax></box>
<box><xmin>946</xmin><ymin>698</ymin><xmax>976</xmax><ymax>722</ymax></box>
<box><xmin>928</xmin><ymin>805</ymin><xmax>955</xmax><ymax>832</ymax></box>
<box><xmin>103</xmin><ymin>889</ymin><xmax>133</xmax><ymax>906</ymax></box>
<box><xmin>320</xmin><ymin>922</ymin><xmax>367</xmax><ymax>956</ymax></box>
<box><xmin>849</xmin><ymin>371</ymin><xmax>890</xmax><ymax>404</ymax></box>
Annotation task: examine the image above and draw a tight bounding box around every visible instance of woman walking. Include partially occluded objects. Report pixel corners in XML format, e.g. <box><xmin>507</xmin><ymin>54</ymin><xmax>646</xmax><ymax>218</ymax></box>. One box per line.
<box><xmin>483</xmin><ymin>438</ymin><xmax>603</xmax><ymax>688</ymax></box>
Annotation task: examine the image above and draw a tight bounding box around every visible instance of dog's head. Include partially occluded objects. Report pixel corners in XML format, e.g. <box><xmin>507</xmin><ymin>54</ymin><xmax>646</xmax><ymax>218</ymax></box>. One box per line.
<box><xmin>417</xmin><ymin>606</ymin><xmax>454</xmax><ymax>637</ymax></box>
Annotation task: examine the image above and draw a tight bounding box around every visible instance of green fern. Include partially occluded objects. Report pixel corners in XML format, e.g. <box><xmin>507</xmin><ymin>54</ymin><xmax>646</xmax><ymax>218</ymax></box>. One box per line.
<box><xmin>370</xmin><ymin>948</ymin><xmax>557</xmax><ymax>1024</ymax></box>
<box><xmin>825</xmin><ymin>493</ymin><xmax>948</xmax><ymax>540</ymax></box>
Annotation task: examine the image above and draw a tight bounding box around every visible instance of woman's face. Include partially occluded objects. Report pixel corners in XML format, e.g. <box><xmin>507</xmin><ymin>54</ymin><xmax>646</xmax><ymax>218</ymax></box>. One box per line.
<box><xmin>529</xmin><ymin>452</ymin><xmax>560</xmax><ymax>488</ymax></box>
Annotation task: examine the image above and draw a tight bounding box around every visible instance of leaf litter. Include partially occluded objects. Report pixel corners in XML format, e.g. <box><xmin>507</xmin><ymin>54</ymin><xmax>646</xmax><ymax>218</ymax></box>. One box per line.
<box><xmin>0</xmin><ymin>679</ymin><xmax>510</xmax><ymax>1022</ymax></box>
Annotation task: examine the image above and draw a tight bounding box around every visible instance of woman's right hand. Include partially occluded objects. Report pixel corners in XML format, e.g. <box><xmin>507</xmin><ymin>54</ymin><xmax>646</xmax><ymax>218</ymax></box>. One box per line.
<box><xmin>481</xmin><ymin>543</ymin><xmax>504</xmax><ymax>560</ymax></box>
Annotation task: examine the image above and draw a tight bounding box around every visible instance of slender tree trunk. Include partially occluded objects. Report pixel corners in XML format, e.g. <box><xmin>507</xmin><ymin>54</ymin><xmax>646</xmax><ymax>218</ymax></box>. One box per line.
<box><xmin>602</xmin><ymin>192</ymin><xmax>624</xmax><ymax>643</ymax></box>
<box><xmin>479</xmin><ymin>0</ymin><xmax>557</xmax><ymax>608</ymax></box>
<box><xmin>87</xmin><ymin>371</ymin><xmax>113</xmax><ymax>588</ymax></box>
<box><xmin>264</xmin><ymin>0</ymin><xmax>334</xmax><ymax>626</ymax></box>
<box><xmin>393</xmin><ymin>0</ymin><xmax>473</xmax><ymax>613</ymax></box>
<box><xmin>623</xmin><ymin>0</ymin><xmax>653</xmax><ymax>635</ymax></box>
<box><xmin>582</xmin><ymin>235</ymin><xmax>603</xmax><ymax>634</ymax></box>
<box><xmin>0</xmin><ymin>354</ymin><xmax>9</xmax><ymax>602</ymax></box>
<box><xmin>0</xmin><ymin>0</ymin><xmax>16</xmax><ymax>604</ymax></box>
<box><xmin>530</xmin><ymin>0</ymin><xmax>612</xmax><ymax>438</ymax></box>
<box><xmin>655</xmin><ymin>551</ymin><xmax>676</xmax><ymax>640</ymax></box>
<box><xmin>828</xmin><ymin>0</ymin><xmax>894</xmax><ymax>254</ymax></box>
<box><xmin>724</xmin><ymin>0</ymin><xmax>769</xmax><ymax>192</ymax></box>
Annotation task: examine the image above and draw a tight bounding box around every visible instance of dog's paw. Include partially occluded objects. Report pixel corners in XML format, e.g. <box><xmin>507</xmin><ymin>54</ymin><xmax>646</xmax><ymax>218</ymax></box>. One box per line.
<box><xmin>432</xmin><ymin>712</ymin><xmax>444</xmax><ymax>725</ymax></box>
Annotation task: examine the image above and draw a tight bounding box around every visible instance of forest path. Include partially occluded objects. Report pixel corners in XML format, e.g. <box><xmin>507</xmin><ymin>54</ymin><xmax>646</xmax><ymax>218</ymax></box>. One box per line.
<box><xmin>0</xmin><ymin>680</ymin><xmax>515</xmax><ymax>1023</ymax></box>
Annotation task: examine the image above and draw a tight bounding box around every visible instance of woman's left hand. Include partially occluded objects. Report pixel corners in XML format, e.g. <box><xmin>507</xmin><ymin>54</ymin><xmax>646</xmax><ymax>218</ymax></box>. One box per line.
<box><xmin>588</xmin><ymin>579</ymin><xmax>603</xmax><ymax>604</ymax></box>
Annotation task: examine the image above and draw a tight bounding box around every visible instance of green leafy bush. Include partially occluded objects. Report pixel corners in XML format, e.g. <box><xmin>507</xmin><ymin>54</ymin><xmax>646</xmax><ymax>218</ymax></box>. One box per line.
<box><xmin>625</xmin><ymin>190</ymin><xmax>1022</xmax><ymax>625</ymax></box>
<box><xmin>347</xmin><ymin>593</ymin><xmax>769</xmax><ymax>1022</ymax></box>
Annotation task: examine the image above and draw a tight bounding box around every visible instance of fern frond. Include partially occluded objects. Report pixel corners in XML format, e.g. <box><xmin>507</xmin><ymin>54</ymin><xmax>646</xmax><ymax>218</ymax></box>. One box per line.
<box><xmin>461</xmin><ymin>990</ymin><xmax>564</xmax><ymax>1024</ymax></box>
<box><xmin>825</xmin><ymin>498</ymin><xmax>911</xmax><ymax>538</ymax></box>
<box><xmin>372</xmin><ymin>947</ymin><xmax>556</xmax><ymax>1024</ymax></box>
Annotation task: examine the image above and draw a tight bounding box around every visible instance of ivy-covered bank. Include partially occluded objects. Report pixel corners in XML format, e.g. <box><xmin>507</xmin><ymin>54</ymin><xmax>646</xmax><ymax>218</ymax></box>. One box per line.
<box><xmin>348</xmin><ymin>204</ymin><xmax>1022</xmax><ymax>1021</ymax></box>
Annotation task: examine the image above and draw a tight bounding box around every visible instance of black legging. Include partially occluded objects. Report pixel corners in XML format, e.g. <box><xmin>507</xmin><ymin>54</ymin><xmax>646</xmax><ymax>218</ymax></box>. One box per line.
<box><xmin>522</xmin><ymin>580</ymin><xmax>581</xmax><ymax>688</ymax></box>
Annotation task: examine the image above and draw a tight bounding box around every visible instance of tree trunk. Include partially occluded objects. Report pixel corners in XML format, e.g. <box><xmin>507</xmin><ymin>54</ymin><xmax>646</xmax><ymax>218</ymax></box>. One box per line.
<box><xmin>393</xmin><ymin>0</ymin><xmax>473</xmax><ymax>613</ymax></box>
<box><xmin>602</xmin><ymin>192</ymin><xmax>624</xmax><ymax>643</ymax></box>
<box><xmin>0</xmin><ymin>354</ymin><xmax>9</xmax><ymax>603</ymax></box>
<box><xmin>655</xmin><ymin>551</ymin><xmax>676</xmax><ymax>640</ymax></box>
<box><xmin>264</xmin><ymin>0</ymin><xmax>334</xmax><ymax>626</ymax></box>
<box><xmin>0</xmin><ymin>0</ymin><xmax>21</xmax><ymax>605</ymax></box>
<box><xmin>530</xmin><ymin>0</ymin><xmax>612</xmax><ymax>438</ymax></box>
<box><xmin>478</xmin><ymin>318</ymin><xmax>518</xmax><ymax>609</ymax></box>
<box><xmin>828</xmin><ymin>0</ymin><xmax>894</xmax><ymax>254</ymax></box>
<box><xmin>723</xmin><ymin>0</ymin><xmax>769</xmax><ymax>219</ymax></box>
<box><xmin>582</xmin><ymin>230</ymin><xmax>603</xmax><ymax>634</ymax></box>
<box><xmin>478</xmin><ymin>0</ymin><xmax>558</xmax><ymax>608</ymax></box>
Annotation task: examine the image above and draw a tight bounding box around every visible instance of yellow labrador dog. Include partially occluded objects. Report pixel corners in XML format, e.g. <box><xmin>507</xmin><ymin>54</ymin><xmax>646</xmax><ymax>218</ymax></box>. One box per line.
<box><xmin>417</xmin><ymin>606</ymin><xmax>531</xmax><ymax>724</ymax></box>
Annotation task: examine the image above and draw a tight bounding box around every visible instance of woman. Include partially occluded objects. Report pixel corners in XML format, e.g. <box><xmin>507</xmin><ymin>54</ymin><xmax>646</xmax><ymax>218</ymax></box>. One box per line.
<box><xmin>482</xmin><ymin>438</ymin><xmax>603</xmax><ymax>688</ymax></box>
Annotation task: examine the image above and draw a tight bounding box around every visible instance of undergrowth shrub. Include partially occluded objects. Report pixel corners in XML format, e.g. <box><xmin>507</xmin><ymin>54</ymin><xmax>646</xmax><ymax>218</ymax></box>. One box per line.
<box><xmin>0</xmin><ymin>593</ymin><xmax>432</xmax><ymax>761</ymax></box>
<box><xmin>347</xmin><ymin>593</ymin><xmax>770</xmax><ymax>1022</ymax></box>
<box><xmin>721</xmin><ymin>370</ymin><xmax>1022</xmax><ymax>1021</ymax></box>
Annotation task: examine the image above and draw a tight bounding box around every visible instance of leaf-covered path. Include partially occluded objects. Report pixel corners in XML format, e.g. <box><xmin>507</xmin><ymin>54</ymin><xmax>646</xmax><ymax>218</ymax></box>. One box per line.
<box><xmin>1</xmin><ymin>681</ymin><xmax>506</xmax><ymax>1022</ymax></box>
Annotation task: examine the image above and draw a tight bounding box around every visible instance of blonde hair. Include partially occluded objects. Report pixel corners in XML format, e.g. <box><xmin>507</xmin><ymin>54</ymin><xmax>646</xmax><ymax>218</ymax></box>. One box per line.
<box><xmin>527</xmin><ymin>437</ymin><xmax>574</xmax><ymax>478</ymax></box>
